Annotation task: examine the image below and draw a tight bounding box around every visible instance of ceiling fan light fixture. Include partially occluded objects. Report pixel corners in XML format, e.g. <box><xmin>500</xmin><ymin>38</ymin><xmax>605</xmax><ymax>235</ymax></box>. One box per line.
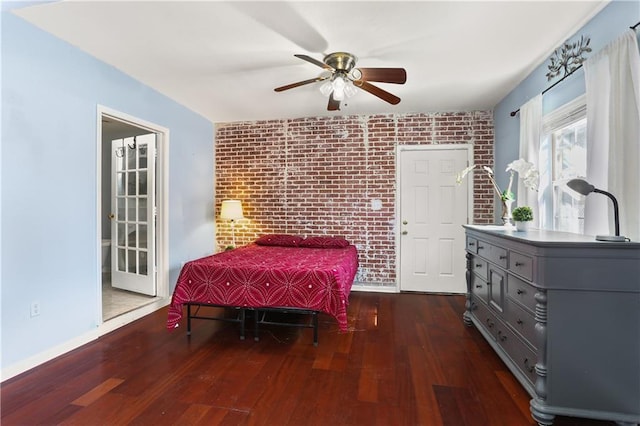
<box><xmin>319</xmin><ymin>74</ymin><xmax>356</xmax><ymax>100</ymax></box>
<box><xmin>319</xmin><ymin>80</ymin><xmax>333</xmax><ymax>96</ymax></box>
<box><xmin>278</xmin><ymin>52</ymin><xmax>406</xmax><ymax>110</ymax></box>
<box><xmin>332</xmin><ymin>75</ymin><xmax>346</xmax><ymax>100</ymax></box>
<box><xmin>344</xmin><ymin>81</ymin><xmax>358</xmax><ymax>98</ymax></box>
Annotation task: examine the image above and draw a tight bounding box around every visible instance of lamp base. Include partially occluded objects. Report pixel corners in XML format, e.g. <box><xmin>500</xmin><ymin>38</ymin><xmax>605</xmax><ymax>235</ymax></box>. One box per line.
<box><xmin>595</xmin><ymin>235</ymin><xmax>629</xmax><ymax>242</ymax></box>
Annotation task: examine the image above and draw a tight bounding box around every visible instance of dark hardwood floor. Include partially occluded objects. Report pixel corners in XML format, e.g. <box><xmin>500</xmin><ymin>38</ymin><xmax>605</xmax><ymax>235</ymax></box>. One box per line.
<box><xmin>1</xmin><ymin>293</ymin><xmax>614</xmax><ymax>425</ymax></box>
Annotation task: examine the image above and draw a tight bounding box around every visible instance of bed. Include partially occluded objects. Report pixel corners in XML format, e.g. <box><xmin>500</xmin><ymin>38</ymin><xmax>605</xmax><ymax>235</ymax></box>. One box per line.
<box><xmin>166</xmin><ymin>235</ymin><xmax>359</xmax><ymax>345</ymax></box>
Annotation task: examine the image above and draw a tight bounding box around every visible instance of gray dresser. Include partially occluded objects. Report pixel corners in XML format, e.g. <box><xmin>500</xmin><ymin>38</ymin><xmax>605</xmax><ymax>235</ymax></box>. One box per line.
<box><xmin>463</xmin><ymin>225</ymin><xmax>640</xmax><ymax>425</ymax></box>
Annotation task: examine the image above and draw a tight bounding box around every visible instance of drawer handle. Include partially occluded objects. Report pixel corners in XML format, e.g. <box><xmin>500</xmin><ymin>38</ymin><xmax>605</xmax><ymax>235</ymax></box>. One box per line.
<box><xmin>515</xmin><ymin>262</ymin><xmax>524</xmax><ymax>267</ymax></box>
<box><xmin>498</xmin><ymin>331</ymin><xmax>507</xmax><ymax>342</ymax></box>
<box><xmin>475</xmin><ymin>264</ymin><xmax>483</xmax><ymax>268</ymax></box>
<box><xmin>475</xmin><ymin>284</ymin><xmax>483</xmax><ymax>289</ymax></box>
<box><xmin>486</xmin><ymin>318</ymin><xmax>494</xmax><ymax>328</ymax></box>
<box><xmin>516</xmin><ymin>319</ymin><xmax>524</xmax><ymax>325</ymax></box>
<box><xmin>469</xmin><ymin>242</ymin><xmax>475</xmax><ymax>246</ymax></box>
<box><xmin>478</xmin><ymin>245</ymin><xmax>485</xmax><ymax>249</ymax></box>
<box><xmin>517</xmin><ymin>289</ymin><xmax>525</xmax><ymax>295</ymax></box>
<box><xmin>499</xmin><ymin>255</ymin><xmax>507</xmax><ymax>260</ymax></box>
<box><xmin>524</xmin><ymin>358</ymin><xmax>535</xmax><ymax>373</ymax></box>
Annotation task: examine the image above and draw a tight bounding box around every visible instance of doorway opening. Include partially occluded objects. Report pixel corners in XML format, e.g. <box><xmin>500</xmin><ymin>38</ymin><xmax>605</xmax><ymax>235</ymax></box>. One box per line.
<box><xmin>98</xmin><ymin>107</ymin><xmax>169</xmax><ymax>324</ymax></box>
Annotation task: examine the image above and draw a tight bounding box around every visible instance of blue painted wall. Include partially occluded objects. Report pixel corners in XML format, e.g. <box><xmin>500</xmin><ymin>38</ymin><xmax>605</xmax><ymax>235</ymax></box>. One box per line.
<box><xmin>493</xmin><ymin>0</ymin><xmax>640</xmax><ymax>214</ymax></box>
<box><xmin>1</xmin><ymin>11</ymin><xmax>214</xmax><ymax>372</ymax></box>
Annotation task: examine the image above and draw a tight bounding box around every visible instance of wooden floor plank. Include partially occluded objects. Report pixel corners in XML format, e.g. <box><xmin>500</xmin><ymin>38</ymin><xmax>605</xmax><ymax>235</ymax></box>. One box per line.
<box><xmin>173</xmin><ymin>403</ymin><xmax>213</xmax><ymax>425</ymax></box>
<box><xmin>496</xmin><ymin>369</ymin><xmax>534</xmax><ymax>421</ymax></box>
<box><xmin>71</xmin><ymin>377</ymin><xmax>125</xmax><ymax>407</ymax></box>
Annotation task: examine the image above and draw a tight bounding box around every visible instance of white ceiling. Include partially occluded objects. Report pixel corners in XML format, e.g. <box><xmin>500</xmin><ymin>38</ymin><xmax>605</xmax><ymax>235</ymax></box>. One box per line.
<box><xmin>14</xmin><ymin>1</ymin><xmax>608</xmax><ymax>123</ymax></box>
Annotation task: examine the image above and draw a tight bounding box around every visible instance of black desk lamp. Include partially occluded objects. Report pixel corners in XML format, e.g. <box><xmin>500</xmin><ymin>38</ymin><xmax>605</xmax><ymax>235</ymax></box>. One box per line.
<box><xmin>566</xmin><ymin>178</ymin><xmax>628</xmax><ymax>242</ymax></box>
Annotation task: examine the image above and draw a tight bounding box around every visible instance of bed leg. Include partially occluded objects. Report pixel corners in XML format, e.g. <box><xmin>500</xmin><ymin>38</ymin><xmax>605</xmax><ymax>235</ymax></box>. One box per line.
<box><xmin>312</xmin><ymin>312</ymin><xmax>318</xmax><ymax>347</ymax></box>
<box><xmin>239</xmin><ymin>308</ymin><xmax>246</xmax><ymax>340</ymax></box>
<box><xmin>254</xmin><ymin>309</ymin><xmax>260</xmax><ymax>342</ymax></box>
<box><xmin>186</xmin><ymin>304</ymin><xmax>192</xmax><ymax>336</ymax></box>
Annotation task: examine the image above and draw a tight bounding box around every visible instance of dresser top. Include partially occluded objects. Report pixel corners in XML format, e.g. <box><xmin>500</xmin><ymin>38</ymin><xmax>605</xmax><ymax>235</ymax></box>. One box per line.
<box><xmin>463</xmin><ymin>225</ymin><xmax>640</xmax><ymax>248</ymax></box>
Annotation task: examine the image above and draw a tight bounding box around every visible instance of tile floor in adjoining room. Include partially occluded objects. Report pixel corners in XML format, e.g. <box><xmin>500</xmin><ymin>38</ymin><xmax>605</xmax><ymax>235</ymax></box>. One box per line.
<box><xmin>102</xmin><ymin>273</ymin><xmax>158</xmax><ymax>321</ymax></box>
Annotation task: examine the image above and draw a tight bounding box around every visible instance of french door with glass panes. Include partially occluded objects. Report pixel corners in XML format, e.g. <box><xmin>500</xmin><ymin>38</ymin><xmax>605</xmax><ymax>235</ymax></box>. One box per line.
<box><xmin>110</xmin><ymin>134</ymin><xmax>156</xmax><ymax>296</ymax></box>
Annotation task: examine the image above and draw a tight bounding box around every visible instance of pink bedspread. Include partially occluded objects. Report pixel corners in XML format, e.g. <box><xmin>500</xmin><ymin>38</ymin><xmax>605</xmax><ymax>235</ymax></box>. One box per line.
<box><xmin>167</xmin><ymin>244</ymin><xmax>358</xmax><ymax>332</ymax></box>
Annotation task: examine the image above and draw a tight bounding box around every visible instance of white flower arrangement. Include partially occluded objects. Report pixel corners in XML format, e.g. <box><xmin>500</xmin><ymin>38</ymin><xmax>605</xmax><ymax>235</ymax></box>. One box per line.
<box><xmin>456</xmin><ymin>159</ymin><xmax>539</xmax><ymax>201</ymax></box>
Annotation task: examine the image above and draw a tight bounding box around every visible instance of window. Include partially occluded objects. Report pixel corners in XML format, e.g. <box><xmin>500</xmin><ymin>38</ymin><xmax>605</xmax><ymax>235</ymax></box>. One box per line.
<box><xmin>541</xmin><ymin>95</ymin><xmax>587</xmax><ymax>233</ymax></box>
<box><xmin>550</xmin><ymin>117</ymin><xmax>587</xmax><ymax>233</ymax></box>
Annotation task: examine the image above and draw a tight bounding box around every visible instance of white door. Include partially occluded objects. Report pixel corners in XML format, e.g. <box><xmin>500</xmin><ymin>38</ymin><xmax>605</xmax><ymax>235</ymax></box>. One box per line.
<box><xmin>399</xmin><ymin>146</ymin><xmax>469</xmax><ymax>293</ymax></box>
<box><xmin>111</xmin><ymin>134</ymin><xmax>156</xmax><ymax>296</ymax></box>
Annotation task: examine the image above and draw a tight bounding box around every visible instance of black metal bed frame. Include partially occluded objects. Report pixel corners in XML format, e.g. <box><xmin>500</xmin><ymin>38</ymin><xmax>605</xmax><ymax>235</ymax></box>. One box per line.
<box><xmin>186</xmin><ymin>304</ymin><xmax>247</xmax><ymax>339</ymax></box>
<box><xmin>254</xmin><ymin>307</ymin><xmax>319</xmax><ymax>346</ymax></box>
<box><xmin>185</xmin><ymin>303</ymin><xmax>320</xmax><ymax>346</ymax></box>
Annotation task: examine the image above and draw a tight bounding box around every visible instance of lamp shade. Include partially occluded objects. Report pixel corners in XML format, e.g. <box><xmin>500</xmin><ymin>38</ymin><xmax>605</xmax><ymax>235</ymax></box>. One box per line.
<box><xmin>566</xmin><ymin>178</ymin><xmax>595</xmax><ymax>196</ymax></box>
<box><xmin>220</xmin><ymin>200</ymin><xmax>244</xmax><ymax>221</ymax></box>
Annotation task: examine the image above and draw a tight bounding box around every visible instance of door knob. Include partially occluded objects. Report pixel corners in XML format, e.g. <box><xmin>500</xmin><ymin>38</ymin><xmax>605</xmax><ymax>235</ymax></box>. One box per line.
<box><xmin>108</xmin><ymin>213</ymin><xmax>115</xmax><ymax>220</ymax></box>
<box><xmin>402</xmin><ymin>220</ymin><xmax>408</xmax><ymax>225</ymax></box>
<box><xmin>402</xmin><ymin>230</ymin><xmax>408</xmax><ymax>235</ymax></box>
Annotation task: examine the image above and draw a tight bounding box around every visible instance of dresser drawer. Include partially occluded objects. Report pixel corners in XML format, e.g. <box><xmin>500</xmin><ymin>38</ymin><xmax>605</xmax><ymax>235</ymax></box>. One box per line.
<box><xmin>496</xmin><ymin>322</ymin><xmax>538</xmax><ymax>386</ymax></box>
<box><xmin>472</xmin><ymin>274</ymin><xmax>489</xmax><ymax>305</ymax></box>
<box><xmin>509</xmin><ymin>251</ymin><xmax>533</xmax><ymax>281</ymax></box>
<box><xmin>476</xmin><ymin>241</ymin><xmax>508</xmax><ymax>268</ymax></box>
<box><xmin>467</xmin><ymin>237</ymin><xmax>479</xmax><ymax>253</ymax></box>
<box><xmin>472</xmin><ymin>298</ymin><xmax>499</xmax><ymax>340</ymax></box>
<box><xmin>505</xmin><ymin>299</ymin><xmax>537</xmax><ymax>349</ymax></box>
<box><xmin>507</xmin><ymin>274</ymin><xmax>537</xmax><ymax>313</ymax></box>
<box><xmin>472</xmin><ymin>257</ymin><xmax>488</xmax><ymax>280</ymax></box>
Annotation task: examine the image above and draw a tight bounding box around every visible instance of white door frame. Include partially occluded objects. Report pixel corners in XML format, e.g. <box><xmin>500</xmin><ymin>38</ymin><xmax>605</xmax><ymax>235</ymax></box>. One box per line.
<box><xmin>395</xmin><ymin>144</ymin><xmax>474</xmax><ymax>292</ymax></box>
<box><xmin>96</xmin><ymin>105</ymin><xmax>170</xmax><ymax>334</ymax></box>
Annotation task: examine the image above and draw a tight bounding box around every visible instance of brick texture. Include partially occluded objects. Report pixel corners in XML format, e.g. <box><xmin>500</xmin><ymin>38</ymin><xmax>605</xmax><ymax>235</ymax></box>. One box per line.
<box><xmin>215</xmin><ymin>112</ymin><xmax>494</xmax><ymax>287</ymax></box>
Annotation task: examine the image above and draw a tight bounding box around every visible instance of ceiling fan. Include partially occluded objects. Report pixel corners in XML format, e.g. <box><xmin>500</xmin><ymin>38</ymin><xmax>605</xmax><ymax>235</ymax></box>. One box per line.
<box><xmin>274</xmin><ymin>52</ymin><xmax>407</xmax><ymax>111</ymax></box>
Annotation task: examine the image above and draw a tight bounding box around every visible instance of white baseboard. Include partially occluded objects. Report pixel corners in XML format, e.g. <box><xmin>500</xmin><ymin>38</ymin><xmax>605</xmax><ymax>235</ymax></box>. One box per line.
<box><xmin>351</xmin><ymin>283</ymin><xmax>398</xmax><ymax>293</ymax></box>
<box><xmin>1</xmin><ymin>298</ymin><xmax>169</xmax><ymax>383</ymax></box>
<box><xmin>97</xmin><ymin>298</ymin><xmax>169</xmax><ymax>336</ymax></box>
<box><xmin>1</xmin><ymin>328</ymin><xmax>101</xmax><ymax>383</ymax></box>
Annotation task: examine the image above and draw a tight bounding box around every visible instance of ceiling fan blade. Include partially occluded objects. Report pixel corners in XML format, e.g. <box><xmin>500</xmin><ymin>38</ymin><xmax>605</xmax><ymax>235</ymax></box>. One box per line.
<box><xmin>353</xmin><ymin>80</ymin><xmax>401</xmax><ymax>105</ymax></box>
<box><xmin>230</xmin><ymin>3</ymin><xmax>328</xmax><ymax>53</ymax></box>
<box><xmin>274</xmin><ymin>76</ymin><xmax>328</xmax><ymax>92</ymax></box>
<box><xmin>327</xmin><ymin>92</ymin><xmax>340</xmax><ymax>111</ymax></box>
<box><xmin>294</xmin><ymin>54</ymin><xmax>334</xmax><ymax>71</ymax></box>
<box><xmin>356</xmin><ymin>67</ymin><xmax>407</xmax><ymax>84</ymax></box>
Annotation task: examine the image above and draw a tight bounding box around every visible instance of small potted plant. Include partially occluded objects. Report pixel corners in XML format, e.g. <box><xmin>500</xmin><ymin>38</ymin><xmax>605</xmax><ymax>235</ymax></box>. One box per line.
<box><xmin>512</xmin><ymin>206</ymin><xmax>533</xmax><ymax>231</ymax></box>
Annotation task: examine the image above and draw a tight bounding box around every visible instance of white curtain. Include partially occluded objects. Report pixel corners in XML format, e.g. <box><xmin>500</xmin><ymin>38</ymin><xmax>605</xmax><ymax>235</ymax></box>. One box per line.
<box><xmin>584</xmin><ymin>29</ymin><xmax>640</xmax><ymax>241</ymax></box>
<box><xmin>518</xmin><ymin>94</ymin><xmax>543</xmax><ymax>228</ymax></box>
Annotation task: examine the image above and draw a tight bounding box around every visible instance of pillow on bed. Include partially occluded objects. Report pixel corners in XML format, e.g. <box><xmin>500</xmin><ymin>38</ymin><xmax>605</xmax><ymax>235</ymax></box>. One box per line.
<box><xmin>255</xmin><ymin>234</ymin><xmax>303</xmax><ymax>247</ymax></box>
<box><xmin>299</xmin><ymin>236</ymin><xmax>350</xmax><ymax>248</ymax></box>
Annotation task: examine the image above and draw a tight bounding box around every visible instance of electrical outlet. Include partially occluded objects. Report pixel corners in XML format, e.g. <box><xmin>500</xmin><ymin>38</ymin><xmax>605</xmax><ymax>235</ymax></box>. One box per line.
<box><xmin>30</xmin><ymin>301</ymin><xmax>40</xmax><ymax>317</ymax></box>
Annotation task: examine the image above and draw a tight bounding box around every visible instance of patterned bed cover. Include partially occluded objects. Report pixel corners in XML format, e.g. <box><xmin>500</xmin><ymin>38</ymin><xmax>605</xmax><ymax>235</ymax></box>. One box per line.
<box><xmin>166</xmin><ymin>243</ymin><xmax>359</xmax><ymax>332</ymax></box>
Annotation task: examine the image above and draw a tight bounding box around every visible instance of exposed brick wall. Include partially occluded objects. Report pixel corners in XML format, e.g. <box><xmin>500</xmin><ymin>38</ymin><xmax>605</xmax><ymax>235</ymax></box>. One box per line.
<box><xmin>215</xmin><ymin>112</ymin><xmax>494</xmax><ymax>287</ymax></box>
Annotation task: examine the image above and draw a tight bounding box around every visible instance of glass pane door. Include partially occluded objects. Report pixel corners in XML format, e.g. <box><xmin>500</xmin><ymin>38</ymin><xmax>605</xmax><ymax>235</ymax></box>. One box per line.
<box><xmin>111</xmin><ymin>134</ymin><xmax>156</xmax><ymax>296</ymax></box>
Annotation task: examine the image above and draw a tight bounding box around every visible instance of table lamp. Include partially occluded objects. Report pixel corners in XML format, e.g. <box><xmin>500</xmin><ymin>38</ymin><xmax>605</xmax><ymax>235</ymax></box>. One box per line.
<box><xmin>566</xmin><ymin>178</ymin><xmax>627</xmax><ymax>242</ymax></box>
<box><xmin>220</xmin><ymin>200</ymin><xmax>244</xmax><ymax>247</ymax></box>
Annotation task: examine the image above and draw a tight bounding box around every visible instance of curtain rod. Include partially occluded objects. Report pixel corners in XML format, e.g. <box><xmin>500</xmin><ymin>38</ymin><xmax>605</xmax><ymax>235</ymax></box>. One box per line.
<box><xmin>510</xmin><ymin>20</ymin><xmax>640</xmax><ymax>117</ymax></box>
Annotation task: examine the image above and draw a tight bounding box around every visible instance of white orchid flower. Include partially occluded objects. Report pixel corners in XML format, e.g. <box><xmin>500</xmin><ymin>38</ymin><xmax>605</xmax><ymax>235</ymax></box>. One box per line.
<box><xmin>455</xmin><ymin>164</ymin><xmax>476</xmax><ymax>184</ymax></box>
<box><xmin>523</xmin><ymin>169</ymin><xmax>540</xmax><ymax>191</ymax></box>
<box><xmin>506</xmin><ymin>159</ymin><xmax>531</xmax><ymax>175</ymax></box>
<box><xmin>506</xmin><ymin>159</ymin><xmax>539</xmax><ymax>191</ymax></box>
<box><xmin>482</xmin><ymin>166</ymin><xmax>494</xmax><ymax>176</ymax></box>
<box><xmin>456</xmin><ymin>164</ymin><xmax>503</xmax><ymax>198</ymax></box>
